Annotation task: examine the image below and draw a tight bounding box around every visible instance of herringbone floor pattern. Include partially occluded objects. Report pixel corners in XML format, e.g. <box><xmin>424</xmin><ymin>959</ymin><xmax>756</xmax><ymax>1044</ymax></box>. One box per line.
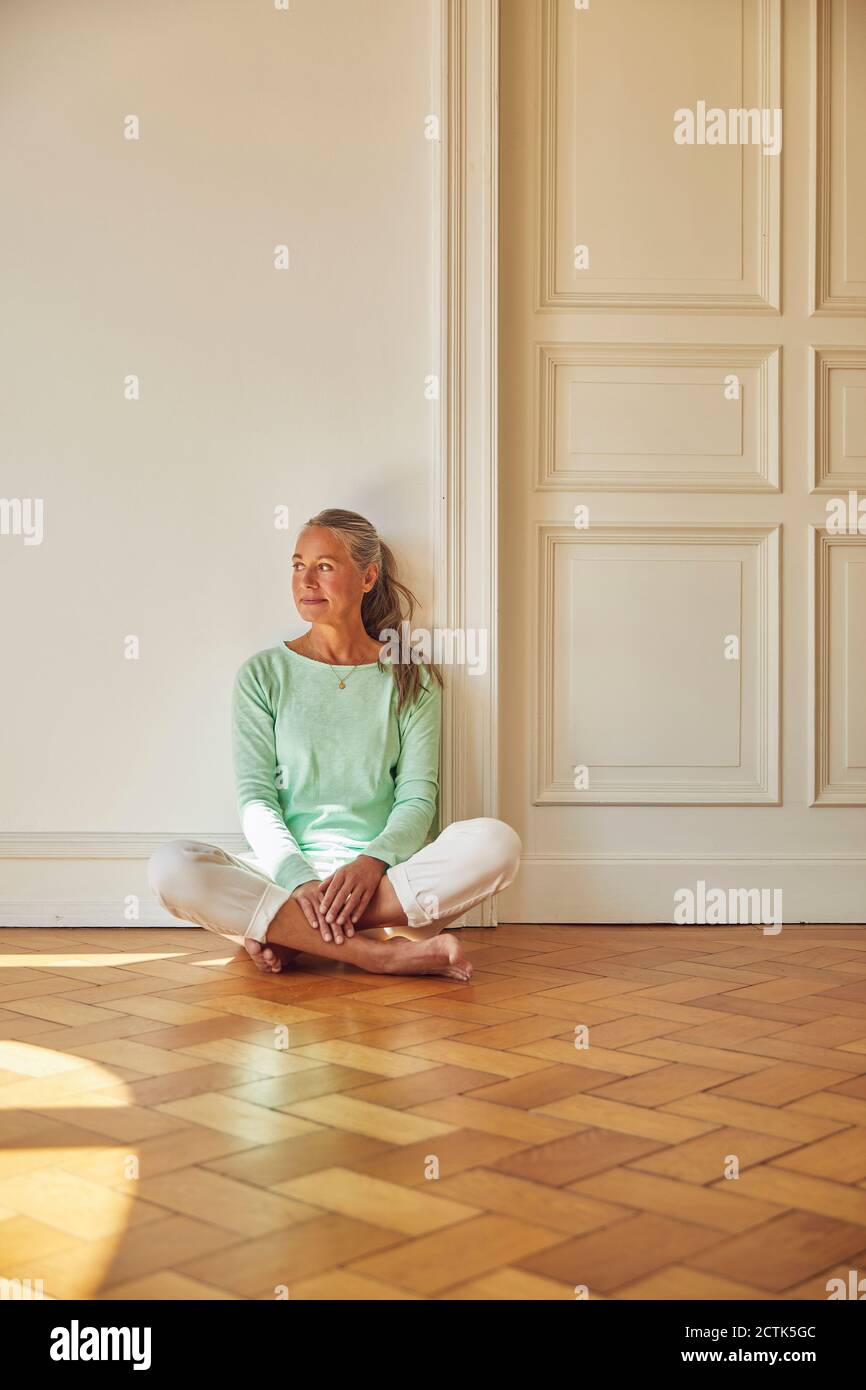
<box><xmin>2</xmin><ymin>923</ymin><xmax>866</xmax><ymax>1300</ymax></box>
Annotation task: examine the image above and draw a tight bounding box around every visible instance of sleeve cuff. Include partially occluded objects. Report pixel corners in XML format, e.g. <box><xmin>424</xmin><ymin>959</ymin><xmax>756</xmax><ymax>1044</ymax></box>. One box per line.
<box><xmin>362</xmin><ymin>840</ymin><xmax>399</xmax><ymax>868</ymax></box>
<box><xmin>273</xmin><ymin>856</ymin><xmax>318</xmax><ymax>895</ymax></box>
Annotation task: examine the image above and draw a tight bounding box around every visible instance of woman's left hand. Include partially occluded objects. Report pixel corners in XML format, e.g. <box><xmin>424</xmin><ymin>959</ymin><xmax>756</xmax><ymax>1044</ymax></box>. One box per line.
<box><xmin>317</xmin><ymin>855</ymin><xmax>387</xmax><ymax>940</ymax></box>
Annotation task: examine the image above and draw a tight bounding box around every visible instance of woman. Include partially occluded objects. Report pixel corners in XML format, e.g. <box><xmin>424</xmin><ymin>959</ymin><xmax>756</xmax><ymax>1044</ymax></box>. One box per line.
<box><xmin>148</xmin><ymin>509</ymin><xmax>521</xmax><ymax>982</ymax></box>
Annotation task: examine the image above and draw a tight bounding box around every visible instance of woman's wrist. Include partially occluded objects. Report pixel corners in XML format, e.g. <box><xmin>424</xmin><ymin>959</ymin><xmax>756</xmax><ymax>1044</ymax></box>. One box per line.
<box><xmin>358</xmin><ymin>854</ymin><xmax>387</xmax><ymax>875</ymax></box>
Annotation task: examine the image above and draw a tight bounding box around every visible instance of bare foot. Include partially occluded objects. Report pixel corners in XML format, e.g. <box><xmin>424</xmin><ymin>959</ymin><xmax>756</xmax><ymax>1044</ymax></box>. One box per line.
<box><xmin>243</xmin><ymin>937</ymin><xmax>300</xmax><ymax>975</ymax></box>
<box><xmin>383</xmin><ymin>934</ymin><xmax>473</xmax><ymax>982</ymax></box>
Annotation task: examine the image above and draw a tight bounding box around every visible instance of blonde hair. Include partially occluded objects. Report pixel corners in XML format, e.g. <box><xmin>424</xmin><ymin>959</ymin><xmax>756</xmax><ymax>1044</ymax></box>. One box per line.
<box><xmin>305</xmin><ymin>508</ymin><xmax>443</xmax><ymax>714</ymax></box>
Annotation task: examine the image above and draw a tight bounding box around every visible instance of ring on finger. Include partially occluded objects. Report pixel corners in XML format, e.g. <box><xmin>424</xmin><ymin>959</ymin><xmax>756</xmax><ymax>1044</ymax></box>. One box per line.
<box><xmin>329</xmin><ymin>889</ymin><xmax>353</xmax><ymax>921</ymax></box>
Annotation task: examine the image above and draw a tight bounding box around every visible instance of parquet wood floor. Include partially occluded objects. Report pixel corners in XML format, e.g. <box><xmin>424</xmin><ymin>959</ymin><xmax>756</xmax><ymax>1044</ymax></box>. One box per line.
<box><xmin>3</xmin><ymin>923</ymin><xmax>866</xmax><ymax>1300</ymax></box>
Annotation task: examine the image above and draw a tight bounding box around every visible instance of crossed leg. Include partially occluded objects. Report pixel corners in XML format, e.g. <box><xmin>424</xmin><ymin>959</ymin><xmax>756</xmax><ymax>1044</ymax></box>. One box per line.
<box><xmin>244</xmin><ymin>874</ymin><xmax>472</xmax><ymax>981</ymax></box>
<box><xmin>149</xmin><ymin>819</ymin><xmax>522</xmax><ymax>983</ymax></box>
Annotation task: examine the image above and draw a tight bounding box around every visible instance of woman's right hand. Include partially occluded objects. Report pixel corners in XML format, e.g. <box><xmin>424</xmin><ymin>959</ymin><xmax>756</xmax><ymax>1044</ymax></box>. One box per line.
<box><xmin>291</xmin><ymin>880</ymin><xmax>334</xmax><ymax>941</ymax></box>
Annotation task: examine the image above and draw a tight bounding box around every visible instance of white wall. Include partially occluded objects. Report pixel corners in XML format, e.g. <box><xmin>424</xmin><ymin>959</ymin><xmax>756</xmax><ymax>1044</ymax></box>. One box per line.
<box><xmin>0</xmin><ymin>0</ymin><xmax>440</xmax><ymax>923</ymax></box>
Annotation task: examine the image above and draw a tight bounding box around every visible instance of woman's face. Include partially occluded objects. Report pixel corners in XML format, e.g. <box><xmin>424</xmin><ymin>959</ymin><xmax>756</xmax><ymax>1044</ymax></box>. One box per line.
<box><xmin>292</xmin><ymin>526</ymin><xmax>377</xmax><ymax>625</ymax></box>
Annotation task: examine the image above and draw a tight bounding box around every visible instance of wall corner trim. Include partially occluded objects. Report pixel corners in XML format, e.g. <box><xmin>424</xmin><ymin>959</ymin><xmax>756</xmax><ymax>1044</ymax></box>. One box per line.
<box><xmin>438</xmin><ymin>0</ymin><xmax>500</xmax><ymax>923</ymax></box>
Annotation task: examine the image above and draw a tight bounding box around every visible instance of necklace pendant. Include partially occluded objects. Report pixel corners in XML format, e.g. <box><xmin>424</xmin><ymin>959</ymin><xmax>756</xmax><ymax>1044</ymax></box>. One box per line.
<box><xmin>338</xmin><ymin>679</ymin><xmax>346</xmax><ymax>689</ymax></box>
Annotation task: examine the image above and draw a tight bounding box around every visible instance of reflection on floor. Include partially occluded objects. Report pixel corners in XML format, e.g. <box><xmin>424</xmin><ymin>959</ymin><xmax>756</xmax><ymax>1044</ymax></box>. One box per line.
<box><xmin>1</xmin><ymin>923</ymin><xmax>866</xmax><ymax>1300</ymax></box>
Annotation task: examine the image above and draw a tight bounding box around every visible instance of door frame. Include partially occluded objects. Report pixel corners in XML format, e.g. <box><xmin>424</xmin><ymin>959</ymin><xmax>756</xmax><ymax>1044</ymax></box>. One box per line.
<box><xmin>437</xmin><ymin>0</ymin><xmax>501</xmax><ymax>922</ymax></box>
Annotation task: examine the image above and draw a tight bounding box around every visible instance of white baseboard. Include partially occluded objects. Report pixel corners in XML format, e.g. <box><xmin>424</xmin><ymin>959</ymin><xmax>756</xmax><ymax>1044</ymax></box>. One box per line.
<box><xmin>0</xmin><ymin>836</ymin><xmax>244</xmax><ymax>928</ymax></box>
<box><xmin>4</xmin><ymin>849</ymin><xmax>864</xmax><ymax>928</ymax></box>
<box><xmin>0</xmin><ymin>901</ymin><xmax>187</xmax><ymax>928</ymax></box>
<box><xmin>0</xmin><ymin>901</ymin><xmax>475</xmax><ymax>931</ymax></box>
<box><xmin>0</xmin><ymin>835</ymin><xmax>487</xmax><ymax>928</ymax></box>
<box><xmin>499</xmin><ymin>854</ymin><xmax>866</xmax><ymax>924</ymax></box>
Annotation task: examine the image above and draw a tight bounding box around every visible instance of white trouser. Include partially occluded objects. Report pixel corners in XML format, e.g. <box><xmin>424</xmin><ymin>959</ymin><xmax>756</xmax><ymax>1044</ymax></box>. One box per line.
<box><xmin>148</xmin><ymin>817</ymin><xmax>522</xmax><ymax>945</ymax></box>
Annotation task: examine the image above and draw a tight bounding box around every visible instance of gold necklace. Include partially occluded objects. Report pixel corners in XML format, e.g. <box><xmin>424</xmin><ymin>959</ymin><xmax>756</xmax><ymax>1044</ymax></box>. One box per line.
<box><xmin>332</xmin><ymin>666</ymin><xmax>358</xmax><ymax>690</ymax></box>
<box><xmin>300</xmin><ymin>637</ymin><xmax>361</xmax><ymax>690</ymax></box>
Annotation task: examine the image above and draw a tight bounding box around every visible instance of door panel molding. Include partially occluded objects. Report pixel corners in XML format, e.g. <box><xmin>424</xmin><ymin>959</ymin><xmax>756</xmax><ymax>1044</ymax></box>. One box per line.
<box><xmin>812</xmin><ymin>0</ymin><xmax>866</xmax><ymax>315</ymax></box>
<box><xmin>539</xmin><ymin>0</ymin><xmax>781</xmax><ymax>312</ymax></box>
<box><xmin>810</xmin><ymin>526</ymin><xmax>866</xmax><ymax>805</ymax></box>
<box><xmin>809</xmin><ymin>346</ymin><xmax>866</xmax><ymax>491</ymax></box>
<box><xmin>537</xmin><ymin>342</ymin><xmax>781</xmax><ymax>492</ymax></box>
<box><xmin>500</xmin><ymin>0</ymin><xmax>866</xmax><ymax>924</ymax></box>
<box><xmin>535</xmin><ymin>523</ymin><xmax>781</xmax><ymax>805</ymax></box>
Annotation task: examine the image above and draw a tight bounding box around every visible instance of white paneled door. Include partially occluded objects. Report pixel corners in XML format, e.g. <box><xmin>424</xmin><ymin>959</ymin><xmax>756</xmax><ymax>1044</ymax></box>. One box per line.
<box><xmin>498</xmin><ymin>0</ymin><xmax>866</xmax><ymax>923</ymax></box>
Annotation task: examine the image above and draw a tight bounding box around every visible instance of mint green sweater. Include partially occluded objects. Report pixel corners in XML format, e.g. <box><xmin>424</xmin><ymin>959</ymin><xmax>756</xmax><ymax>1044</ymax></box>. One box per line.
<box><xmin>231</xmin><ymin>644</ymin><xmax>442</xmax><ymax>895</ymax></box>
